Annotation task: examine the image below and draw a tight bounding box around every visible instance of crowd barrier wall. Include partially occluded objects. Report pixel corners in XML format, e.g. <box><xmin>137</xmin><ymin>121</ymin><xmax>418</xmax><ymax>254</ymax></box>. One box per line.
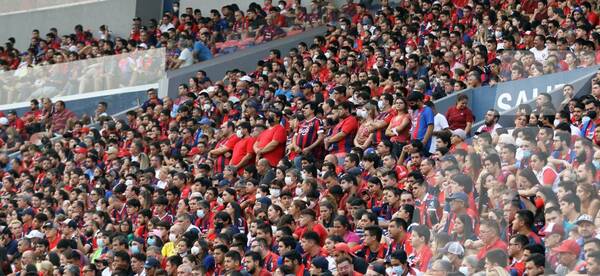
<box><xmin>161</xmin><ymin>26</ymin><xmax>327</xmax><ymax>99</ymax></box>
<box><xmin>0</xmin><ymin>0</ymin><xmax>163</xmax><ymax>50</ymax></box>
<box><xmin>434</xmin><ymin>65</ymin><xmax>600</xmax><ymax>129</ymax></box>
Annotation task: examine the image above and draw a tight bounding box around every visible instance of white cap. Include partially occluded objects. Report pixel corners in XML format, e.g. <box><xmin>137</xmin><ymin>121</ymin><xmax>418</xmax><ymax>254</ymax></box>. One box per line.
<box><xmin>239</xmin><ymin>75</ymin><xmax>253</xmax><ymax>82</ymax></box>
<box><xmin>25</xmin><ymin>230</ymin><xmax>45</xmax><ymax>239</ymax></box>
<box><xmin>228</xmin><ymin>96</ymin><xmax>240</xmax><ymax>104</ymax></box>
<box><xmin>498</xmin><ymin>133</ymin><xmax>515</xmax><ymax>145</ymax></box>
<box><xmin>442</xmin><ymin>241</ymin><xmax>465</xmax><ymax>256</ymax></box>
<box><xmin>451</xmin><ymin>129</ymin><xmax>467</xmax><ymax>140</ymax></box>
<box><xmin>138</xmin><ymin>43</ymin><xmax>148</xmax><ymax>49</ymax></box>
<box><xmin>0</xmin><ymin>117</ymin><xmax>8</xmax><ymax>126</ymax></box>
<box><xmin>190</xmin><ymin>192</ymin><xmax>203</xmax><ymax>199</ymax></box>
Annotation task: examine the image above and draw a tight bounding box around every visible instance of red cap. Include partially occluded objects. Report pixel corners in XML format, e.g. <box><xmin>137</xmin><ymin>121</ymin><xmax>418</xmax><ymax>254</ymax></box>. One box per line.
<box><xmin>74</xmin><ymin>147</ymin><xmax>87</xmax><ymax>154</ymax></box>
<box><xmin>118</xmin><ymin>149</ymin><xmax>130</xmax><ymax>158</ymax></box>
<box><xmin>188</xmin><ymin>147</ymin><xmax>201</xmax><ymax>157</ymax></box>
<box><xmin>553</xmin><ymin>239</ymin><xmax>580</xmax><ymax>256</ymax></box>
<box><xmin>334</xmin><ymin>243</ymin><xmax>357</xmax><ymax>256</ymax></box>
<box><xmin>542</xmin><ymin>223</ymin><xmax>564</xmax><ymax>237</ymax></box>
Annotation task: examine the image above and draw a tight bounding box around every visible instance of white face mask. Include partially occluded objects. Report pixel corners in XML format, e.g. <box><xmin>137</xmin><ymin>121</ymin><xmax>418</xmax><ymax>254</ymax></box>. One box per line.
<box><xmin>495</xmin><ymin>31</ymin><xmax>502</xmax><ymax>38</ymax></box>
<box><xmin>295</xmin><ymin>186</ymin><xmax>304</xmax><ymax>197</ymax></box>
<box><xmin>270</xmin><ymin>188</ymin><xmax>281</xmax><ymax>197</ymax></box>
<box><xmin>356</xmin><ymin>109</ymin><xmax>368</xmax><ymax>118</ymax></box>
<box><xmin>169</xmin><ymin>233</ymin><xmax>177</xmax><ymax>243</ymax></box>
<box><xmin>554</xmin><ymin>119</ymin><xmax>560</xmax><ymax>127</ymax></box>
<box><xmin>378</xmin><ymin>100</ymin><xmax>385</xmax><ymax>110</ymax></box>
<box><xmin>284</xmin><ymin>176</ymin><xmax>293</xmax><ymax>185</ymax></box>
<box><xmin>191</xmin><ymin>246</ymin><xmax>200</xmax><ymax>255</ymax></box>
<box><xmin>236</xmin><ymin>130</ymin><xmax>243</xmax><ymax>138</ymax></box>
<box><xmin>325</xmin><ymin>52</ymin><xmax>332</xmax><ymax>59</ymax></box>
<box><xmin>459</xmin><ymin>266</ymin><xmax>469</xmax><ymax>275</ymax></box>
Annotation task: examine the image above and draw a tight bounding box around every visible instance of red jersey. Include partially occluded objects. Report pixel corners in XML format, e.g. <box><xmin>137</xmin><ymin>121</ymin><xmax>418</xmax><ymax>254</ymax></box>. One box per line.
<box><xmin>214</xmin><ymin>134</ymin><xmax>240</xmax><ymax>173</ymax></box>
<box><xmin>256</xmin><ymin>124</ymin><xmax>287</xmax><ymax>167</ymax></box>
<box><xmin>328</xmin><ymin>116</ymin><xmax>358</xmax><ymax>154</ymax></box>
<box><xmin>230</xmin><ymin>136</ymin><xmax>256</xmax><ymax>174</ymax></box>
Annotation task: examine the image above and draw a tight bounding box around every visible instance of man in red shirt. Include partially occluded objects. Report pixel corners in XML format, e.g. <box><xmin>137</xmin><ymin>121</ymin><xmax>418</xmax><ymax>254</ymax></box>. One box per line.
<box><xmin>251</xmin><ymin>238</ymin><xmax>279</xmax><ymax>273</ymax></box>
<box><xmin>253</xmin><ymin>109</ymin><xmax>287</xmax><ymax>167</ymax></box>
<box><xmin>445</xmin><ymin>94</ymin><xmax>474</xmax><ymax>134</ymax></box>
<box><xmin>209</xmin><ymin>122</ymin><xmax>240</xmax><ymax>173</ymax></box>
<box><xmin>41</xmin><ymin>222</ymin><xmax>61</xmax><ymax>250</ymax></box>
<box><xmin>408</xmin><ymin>225</ymin><xmax>432</xmax><ymax>272</ymax></box>
<box><xmin>300</xmin><ymin>231</ymin><xmax>327</xmax><ymax>266</ymax></box>
<box><xmin>245</xmin><ymin>251</ymin><xmax>272</xmax><ymax>276</ymax></box>
<box><xmin>508</xmin><ymin>234</ymin><xmax>529</xmax><ymax>276</ymax></box>
<box><xmin>294</xmin><ymin>209</ymin><xmax>328</xmax><ymax>247</ymax></box>
<box><xmin>324</xmin><ymin>101</ymin><xmax>358</xmax><ymax>159</ymax></box>
<box><xmin>473</xmin><ymin>220</ymin><xmax>507</xmax><ymax>259</ymax></box>
<box><xmin>230</xmin><ymin>122</ymin><xmax>255</xmax><ymax>174</ymax></box>
<box><xmin>7</xmin><ymin>110</ymin><xmax>25</xmax><ymax>138</ymax></box>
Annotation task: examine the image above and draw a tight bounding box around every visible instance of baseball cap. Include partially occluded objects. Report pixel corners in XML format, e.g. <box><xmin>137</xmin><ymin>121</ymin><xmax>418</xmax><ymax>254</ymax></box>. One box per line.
<box><xmin>542</xmin><ymin>223</ymin><xmax>564</xmax><ymax>237</ymax></box>
<box><xmin>498</xmin><ymin>133</ymin><xmax>515</xmax><ymax>145</ymax></box>
<box><xmin>442</xmin><ymin>241</ymin><xmax>465</xmax><ymax>256</ymax></box>
<box><xmin>451</xmin><ymin>129</ymin><xmax>467</xmax><ymax>140</ymax></box>
<box><xmin>42</xmin><ymin>221</ymin><xmax>56</xmax><ymax>229</ymax></box>
<box><xmin>575</xmin><ymin>214</ymin><xmax>594</xmax><ymax>225</ymax></box>
<box><xmin>22</xmin><ymin>208</ymin><xmax>35</xmax><ymax>217</ymax></box>
<box><xmin>554</xmin><ymin>239</ymin><xmax>580</xmax><ymax>256</ymax></box>
<box><xmin>334</xmin><ymin>243</ymin><xmax>356</xmax><ymax>256</ymax></box>
<box><xmin>25</xmin><ymin>230</ymin><xmax>45</xmax><ymax>239</ymax></box>
<box><xmin>312</xmin><ymin>256</ymin><xmax>329</xmax><ymax>271</ymax></box>
<box><xmin>144</xmin><ymin>257</ymin><xmax>161</xmax><ymax>269</ymax></box>
<box><xmin>447</xmin><ymin>192</ymin><xmax>468</xmax><ymax>203</ymax></box>
<box><xmin>239</xmin><ymin>75</ymin><xmax>253</xmax><ymax>82</ymax></box>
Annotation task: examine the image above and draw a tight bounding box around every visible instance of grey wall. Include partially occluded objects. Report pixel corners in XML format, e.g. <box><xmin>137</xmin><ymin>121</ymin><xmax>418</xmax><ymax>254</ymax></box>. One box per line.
<box><xmin>163</xmin><ymin>26</ymin><xmax>326</xmax><ymax>98</ymax></box>
<box><xmin>179</xmin><ymin>0</ymin><xmax>257</xmax><ymax>14</ymax></box>
<box><xmin>1</xmin><ymin>0</ymin><xmax>163</xmax><ymax>50</ymax></box>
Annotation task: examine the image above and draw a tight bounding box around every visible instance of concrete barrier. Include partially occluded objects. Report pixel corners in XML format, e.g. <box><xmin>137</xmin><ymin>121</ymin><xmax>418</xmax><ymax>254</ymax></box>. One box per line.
<box><xmin>161</xmin><ymin>26</ymin><xmax>327</xmax><ymax>99</ymax></box>
<box><xmin>0</xmin><ymin>0</ymin><xmax>163</xmax><ymax>50</ymax></box>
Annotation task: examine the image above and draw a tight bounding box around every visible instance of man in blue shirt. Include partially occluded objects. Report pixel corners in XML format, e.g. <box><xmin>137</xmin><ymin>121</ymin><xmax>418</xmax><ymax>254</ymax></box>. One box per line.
<box><xmin>407</xmin><ymin>92</ymin><xmax>434</xmax><ymax>153</ymax></box>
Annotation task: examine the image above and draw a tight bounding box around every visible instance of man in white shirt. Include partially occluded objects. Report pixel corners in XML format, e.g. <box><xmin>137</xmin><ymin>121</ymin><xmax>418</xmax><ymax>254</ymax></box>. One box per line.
<box><xmin>530</xmin><ymin>34</ymin><xmax>549</xmax><ymax>63</ymax></box>
<box><xmin>425</xmin><ymin>101</ymin><xmax>449</xmax><ymax>153</ymax></box>
<box><xmin>159</xmin><ymin>15</ymin><xmax>175</xmax><ymax>33</ymax></box>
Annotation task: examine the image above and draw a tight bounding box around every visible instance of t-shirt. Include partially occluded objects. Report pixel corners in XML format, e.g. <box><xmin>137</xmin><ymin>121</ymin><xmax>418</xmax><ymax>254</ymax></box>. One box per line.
<box><xmin>256</xmin><ymin>124</ymin><xmax>287</xmax><ymax>166</ymax></box>
<box><xmin>429</xmin><ymin>113</ymin><xmax>449</xmax><ymax>153</ymax></box>
<box><xmin>445</xmin><ymin>106</ymin><xmax>474</xmax><ymax>131</ymax></box>
<box><xmin>193</xmin><ymin>41</ymin><xmax>213</xmax><ymax>62</ymax></box>
<box><xmin>329</xmin><ymin>116</ymin><xmax>359</xmax><ymax>154</ymax></box>
<box><xmin>178</xmin><ymin>48</ymin><xmax>194</xmax><ymax>67</ymax></box>
<box><xmin>410</xmin><ymin>106</ymin><xmax>435</xmax><ymax>149</ymax></box>
<box><xmin>230</xmin><ymin>136</ymin><xmax>256</xmax><ymax>174</ymax></box>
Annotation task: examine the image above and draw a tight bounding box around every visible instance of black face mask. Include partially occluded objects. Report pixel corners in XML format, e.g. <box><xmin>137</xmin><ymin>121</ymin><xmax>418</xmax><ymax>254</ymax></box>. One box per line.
<box><xmin>409</xmin><ymin>104</ymin><xmax>419</xmax><ymax>110</ymax></box>
<box><xmin>85</xmin><ymin>230</ymin><xmax>94</xmax><ymax>237</ymax></box>
<box><xmin>214</xmin><ymin>222</ymin><xmax>224</xmax><ymax>229</ymax></box>
<box><xmin>267</xmin><ymin>116</ymin><xmax>276</xmax><ymax>124</ymax></box>
<box><xmin>588</xmin><ymin>111</ymin><xmax>597</xmax><ymax>119</ymax></box>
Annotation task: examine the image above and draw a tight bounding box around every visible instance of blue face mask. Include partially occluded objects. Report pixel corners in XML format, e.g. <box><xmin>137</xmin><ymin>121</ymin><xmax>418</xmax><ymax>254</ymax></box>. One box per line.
<box><xmin>131</xmin><ymin>245</ymin><xmax>140</xmax><ymax>254</ymax></box>
<box><xmin>97</xmin><ymin>239</ymin><xmax>105</xmax><ymax>248</ymax></box>
<box><xmin>393</xmin><ymin>265</ymin><xmax>404</xmax><ymax>275</ymax></box>
<box><xmin>196</xmin><ymin>209</ymin><xmax>205</xmax><ymax>218</ymax></box>
<box><xmin>522</xmin><ymin>149</ymin><xmax>532</xmax><ymax>158</ymax></box>
<box><xmin>593</xmin><ymin>160</ymin><xmax>600</xmax><ymax>170</ymax></box>
<box><xmin>148</xmin><ymin>237</ymin><xmax>156</xmax><ymax>246</ymax></box>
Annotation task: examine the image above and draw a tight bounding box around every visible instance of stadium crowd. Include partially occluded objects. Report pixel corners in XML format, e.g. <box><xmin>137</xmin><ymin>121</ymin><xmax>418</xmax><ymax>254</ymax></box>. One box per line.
<box><xmin>0</xmin><ymin>0</ymin><xmax>329</xmax><ymax>73</ymax></box>
<box><xmin>3</xmin><ymin>0</ymin><xmax>600</xmax><ymax>276</ymax></box>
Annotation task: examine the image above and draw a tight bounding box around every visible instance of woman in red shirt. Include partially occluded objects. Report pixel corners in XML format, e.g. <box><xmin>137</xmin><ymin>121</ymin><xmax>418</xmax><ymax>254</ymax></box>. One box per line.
<box><xmin>386</xmin><ymin>97</ymin><xmax>411</xmax><ymax>156</ymax></box>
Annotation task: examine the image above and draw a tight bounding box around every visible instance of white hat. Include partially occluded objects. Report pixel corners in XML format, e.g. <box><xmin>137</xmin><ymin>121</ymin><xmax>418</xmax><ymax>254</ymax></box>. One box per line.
<box><xmin>498</xmin><ymin>133</ymin><xmax>515</xmax><ymax>145</ymax></box>
<box><xmin>239</xmin><ymin>75</ymin><xmax>253</xmax><ymax>82</ymax></box>
<box><xmin>138</xmin><ymin>43</ymin><xmax>148</xmax><ymax>49</ymax></box>
<box><xmin>442</xmin><ymin>241</ymin><xmax>465</xmax><ymax>256</ymax></box>
<box><xmin>451</xmin><ymin>129</ymin><xmax>467</xmax><ymax>140</ymax></box>
<box><xmin>25</xmin><ymin>230</ymin><xmax>45</xmax><ymax>239</ymax></box>
<box><xmin>228</xmin><ymin>96</ymin><xmax>240</xmax><ymax>104</ymax></box>
<box><xmin>0</xmin><ymin>117</ymin><xmax>8</xmax><ymax>126</ymax></box>
<box><xmin>190</xmin><ymin>192</ymin><xmax>203</xmax><ymax>199</ymax></box>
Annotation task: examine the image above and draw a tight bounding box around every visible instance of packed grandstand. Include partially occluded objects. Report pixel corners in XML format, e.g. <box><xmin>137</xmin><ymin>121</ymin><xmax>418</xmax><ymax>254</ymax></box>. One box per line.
<box><xmin>1</xmin><ymin>0</ymin><xmax>600</xmax><ymax>276</ymax></box>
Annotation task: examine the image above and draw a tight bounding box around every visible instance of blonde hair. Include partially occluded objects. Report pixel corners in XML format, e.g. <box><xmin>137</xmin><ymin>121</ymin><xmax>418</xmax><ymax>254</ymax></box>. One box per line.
<box><xmin>37</xmin><ymin>261</ymin><xmax>54</xmax><ymax>275</ymax></box>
